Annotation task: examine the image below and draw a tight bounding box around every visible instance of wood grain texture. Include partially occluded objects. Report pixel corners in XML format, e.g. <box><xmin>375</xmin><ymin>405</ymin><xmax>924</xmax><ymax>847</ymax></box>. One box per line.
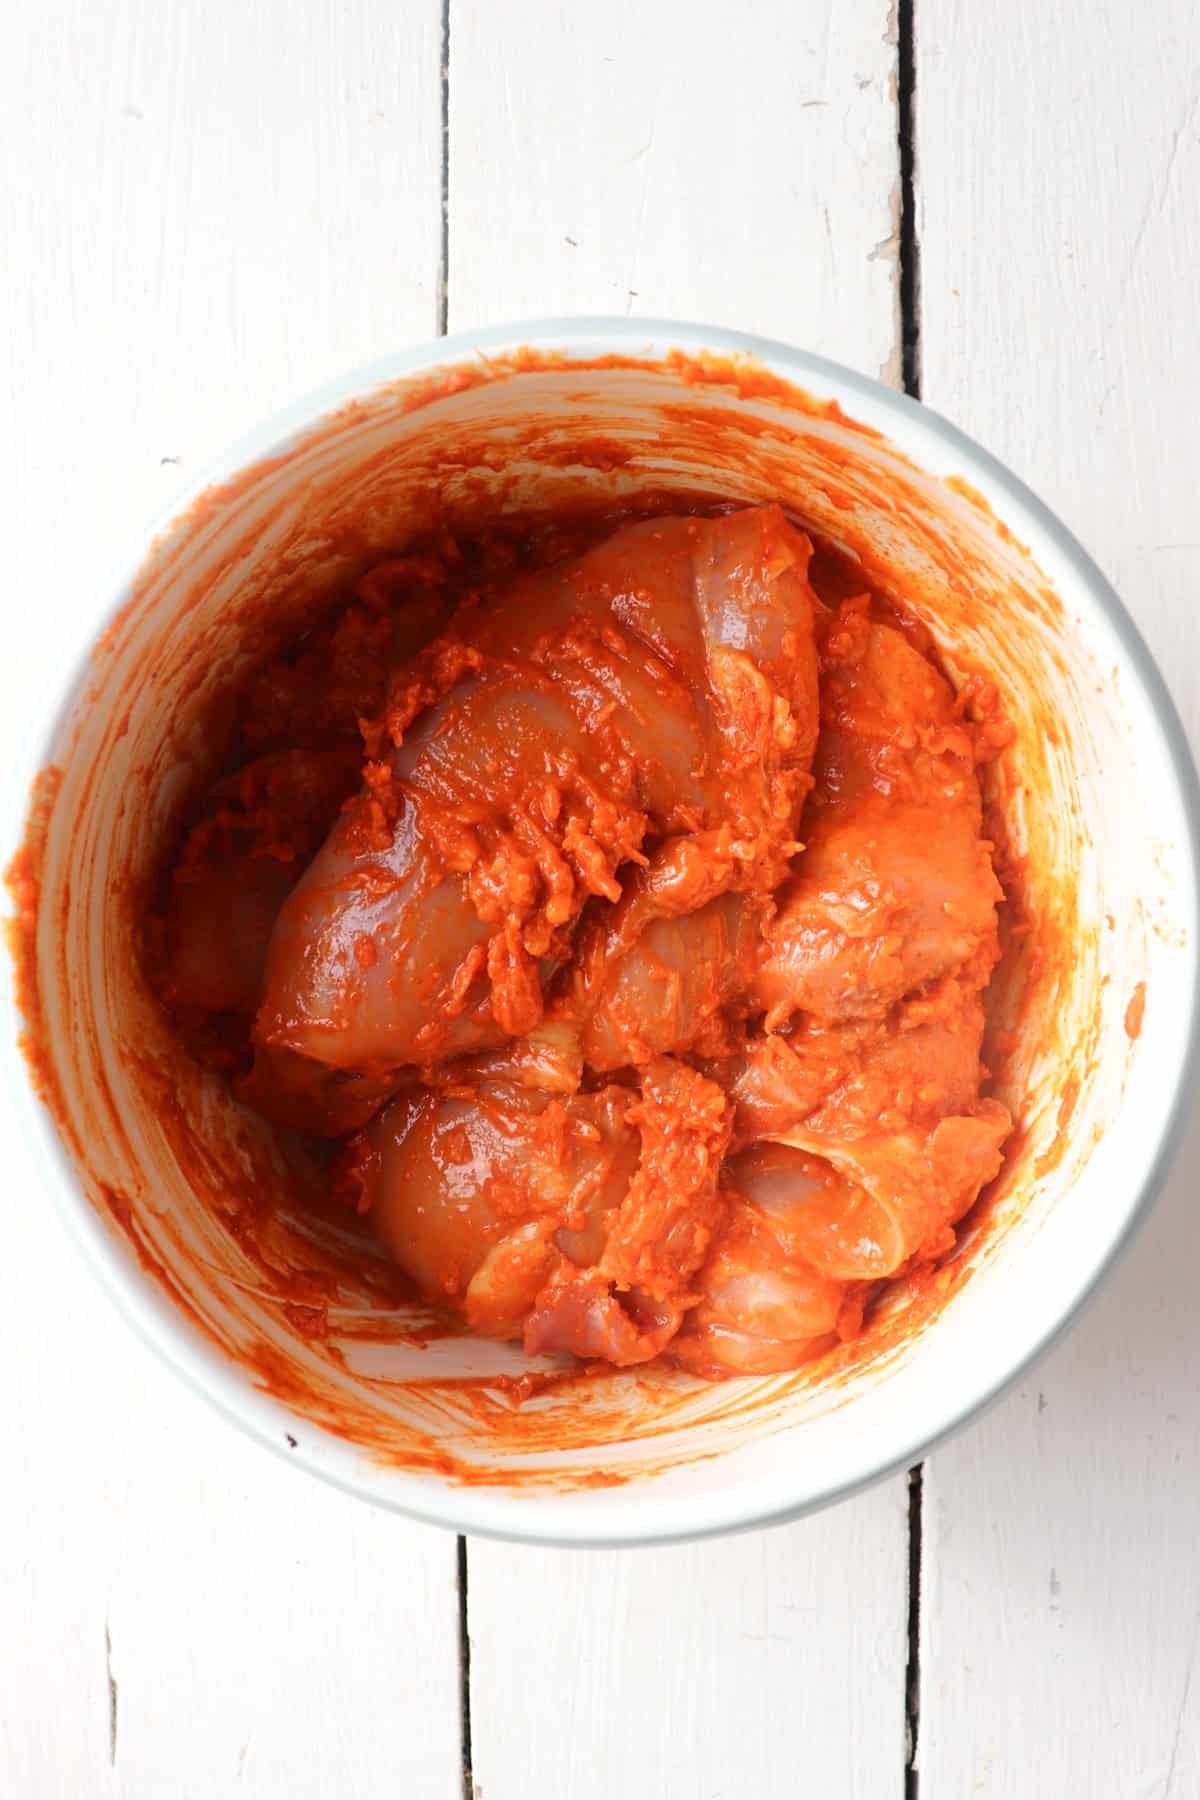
<box><xmin>450</xmin><ymin>7</ymin><xmax>911</xmax><ymax>1797</ymax></box>
<box><xmin>0</xmin><ymin>0</ymin><xmax>443</xmax><ymax>697</ymax></box>
<box><xmin>0</xmin><ymin>1234</ymin><xmax>462</xmax><ymax>1798</ymax></box>
<box><xmin>467</xmin><ymin>1508</ymin><xmax>910</xmax><ymax>1800</ymax></box>
<box><xmin>917</xmin><ymin>4</ymin><xmax>1200</xmax><ymax>1795</ymax></box>
<box><xmin>0</xmin><ymin>5</ymin><xmax>461</xmax><ymax>1796</ymax></box>
<box><xmin>448</xmin><ymin>0</ymin><xmax>902</xmax><ymax>372</ymax></box>
<box><xmin>13</xmin><ymin>0</ymin><xmax>1196</xmax><ymax>1792</ymax></box>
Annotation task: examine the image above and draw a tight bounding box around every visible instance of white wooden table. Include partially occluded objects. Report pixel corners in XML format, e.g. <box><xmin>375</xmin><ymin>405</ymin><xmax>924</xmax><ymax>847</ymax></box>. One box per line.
<box><xmin>3</xmin><ymin>4</ymin><xmax>1198</xmax><ymax>1794</ymax></box>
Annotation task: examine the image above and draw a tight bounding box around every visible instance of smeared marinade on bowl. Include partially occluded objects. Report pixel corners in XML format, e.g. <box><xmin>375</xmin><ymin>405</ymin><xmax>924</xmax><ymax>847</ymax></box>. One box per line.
<box><xmin>10</xmin><ymin>345</ymin><xmax>1125</xmax><ymax>1496</ymax></box>
<box><xmin>154</xmin><ymin>496</ymin><xmax>1014</xmax><ymax>1378</ymax></box>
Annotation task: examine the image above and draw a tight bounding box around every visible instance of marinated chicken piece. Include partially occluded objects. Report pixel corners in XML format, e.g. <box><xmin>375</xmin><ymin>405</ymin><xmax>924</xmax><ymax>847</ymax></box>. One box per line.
<box><xmin>673</xmin><ymin>1096</ymin><xmax>1007</xmax><ymax>1379</ymax></box>
<box><xmin>755</xmin><ymin>600</ymin><xmax>1002</xmax><ymax>1026</ymax></box>
<box><xmin>522</xmin><ymin>1057</ymin><xmax>732</xmax><ymax>1364</ymax></box>
<box><xmin>728</xmin><ymin>978</ymin><xmax>994</xmax><ymax>1145</ymax></box>
<box><xmin>460</xmin><ymin>505</ymin><xmax>820</xmax><ymax>846</ymax></box>
<box><xmin>257</xmin><ymin>673</ymin><xmax>648</xmax><ymax>1072</ymax></box>
<box><xmin>567</xmin><ymin>835</ymin><xmax>766</xmax><ymax>1071</ymax></box>
<box><xmin>717</xmin><ymin>1015</ymin><xmax>873</xmax><ymax>1144</ymax></box>
<box><xmin>775</xmin><ymin>1103</ymin><xmax>1009</xmax><ymax>1269</ymax></box>
<box><xmin>670</xmin><ymin>1193</ymin><xmax>852</xmax><ymax>1376</ymax></box>
<box><xmin>344</xmin><ymin>1057</ymin><xmax>731</xmax><ymax>1364</ymax></box>
<box><xmin>162</xmin><ymin>749</ymin><xmax>360</xmax><ymax>1015</ymax></box>
<box><xmin>589</xmin><ymin>505</ymin><xmax>822</xmax><ymax>867</ymax></box>
<box><xmin>680</xmin><ymin>973</ymin><xmax>1011</xmax><ymax>1373</ymax></box>
<box><xmin>256</xmin><ymin>507</ymin><xmax>819</xmax><ymax>1077</ymax></box>
<box><xmin>342</xmin><ymin>1079</ymin><xmax>639</xmax><ymax>1339</ymax></box>
<box><xmin>724</xmin><ymin>1142</ymin><xmax>910</xmax><ymax>1278</ymax></box>
<box><xmin>577</xmin><ymin>890</ymin><xmax>754</xmax><ymax>1070</ymax></box>
<box><xmin>544</xmin><ymin>507</ymin><xmax>823</xmax><ymax>1070</ymax></box>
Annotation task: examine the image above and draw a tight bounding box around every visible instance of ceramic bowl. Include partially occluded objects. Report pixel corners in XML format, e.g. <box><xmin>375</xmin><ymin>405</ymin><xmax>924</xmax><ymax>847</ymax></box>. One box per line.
<box><xmin>6</xmin><ymin>320</ymin><xmax>1197</xmax><ymax>1544</ymax></box>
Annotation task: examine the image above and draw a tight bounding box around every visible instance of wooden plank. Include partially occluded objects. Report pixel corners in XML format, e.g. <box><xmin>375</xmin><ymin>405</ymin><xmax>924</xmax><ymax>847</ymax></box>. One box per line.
<box><xmin>0</xmin><ymin>5</ymin><xmax>462</xmax><ymax>1796</ymax></box>
<box><xmin>467</xmin><ymin>1506</ymin><xmax>910</xmax><ymax>1800</ymax></box>
<box><xmin>917</xmin><ymin>3</ymin><xmax>1200</xmax><ymax>1794</ymax></box>
<box><xmin>0</xmin><ymin>1227</ymin><xmax>463</xmax><ymax>1797</ymax></box>
<box><xmin>448</xmin><ymin>0</ymin><xmax>902</xmax><ymax>370</ymax></box>
<box><xmin>450</xmin><ymin>6</ymin><xmax>911</xmax><ymax>1797</ymax></box>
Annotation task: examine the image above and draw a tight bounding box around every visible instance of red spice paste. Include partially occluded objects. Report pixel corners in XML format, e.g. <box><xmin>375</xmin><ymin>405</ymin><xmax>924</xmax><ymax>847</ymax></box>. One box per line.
<box><xmin>154</xmin><ymin>498</ymin><xmax>1012</xmax><ymax>1377</ymax></box>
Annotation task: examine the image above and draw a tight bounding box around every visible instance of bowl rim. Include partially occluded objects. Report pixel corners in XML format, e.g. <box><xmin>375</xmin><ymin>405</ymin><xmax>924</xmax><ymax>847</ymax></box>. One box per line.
<box><xmin>5</xmin><ymin>314</ymin><xmax>1199</xmax><ymax>1547</ymax></box>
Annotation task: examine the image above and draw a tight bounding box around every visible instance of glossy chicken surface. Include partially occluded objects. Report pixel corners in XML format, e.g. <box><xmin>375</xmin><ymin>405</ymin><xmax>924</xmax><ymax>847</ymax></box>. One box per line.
<box><xmin>158</xmin><ymin>503</ymin><xmax>1011</xmax><ymax>1377</ymax></box>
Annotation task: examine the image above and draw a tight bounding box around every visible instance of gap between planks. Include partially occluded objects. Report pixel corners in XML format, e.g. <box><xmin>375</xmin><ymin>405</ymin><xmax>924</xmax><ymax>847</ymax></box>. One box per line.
<box><xmin>438</xmin><ymin>6</ymin><xmax>472</xmax><ymax>1792</ymax></box>
<box><xmin>438</xmin><ymin>0</ymin><xmax>451</xmax><ymax>337</ymax></box>
<box><xmin>897</xmin><ymin>0</ymin><xmax>925</xmax><ymax>1792</ymax></box>
<box><xmin>441</xmin><ymin>8</ymin><xmax>473</xmax><ymax>1796</ymax></box>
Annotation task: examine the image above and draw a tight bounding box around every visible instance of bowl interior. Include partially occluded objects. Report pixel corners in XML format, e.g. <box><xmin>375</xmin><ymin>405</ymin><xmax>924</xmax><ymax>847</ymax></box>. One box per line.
<box><xmin>9</xmin><ymin>336</ymin><xmax>1196</xmax><ymax>1541</ymax></box>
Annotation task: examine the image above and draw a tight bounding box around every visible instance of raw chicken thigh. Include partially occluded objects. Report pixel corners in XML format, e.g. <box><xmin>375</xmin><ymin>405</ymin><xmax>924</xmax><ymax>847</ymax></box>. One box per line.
<box><xmin>158</xmin><ymin>506</ymin><xmax>1010</xmax><ymax>1378</ymax></box>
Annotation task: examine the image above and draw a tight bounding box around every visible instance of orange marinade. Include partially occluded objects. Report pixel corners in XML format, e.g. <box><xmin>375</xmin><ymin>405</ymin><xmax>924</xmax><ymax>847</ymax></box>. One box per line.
<box><xmin>158</xmin><ymin>501</ymin><xmax>1011</xmax><ymax>1377</ymax></box>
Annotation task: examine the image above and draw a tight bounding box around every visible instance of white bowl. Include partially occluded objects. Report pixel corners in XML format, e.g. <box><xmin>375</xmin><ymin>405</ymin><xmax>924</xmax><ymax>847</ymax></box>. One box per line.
<box><xmin>5</xmin><ymin>319</ymin><xmax>1197</xmax><ymax>1546</ymax></box>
